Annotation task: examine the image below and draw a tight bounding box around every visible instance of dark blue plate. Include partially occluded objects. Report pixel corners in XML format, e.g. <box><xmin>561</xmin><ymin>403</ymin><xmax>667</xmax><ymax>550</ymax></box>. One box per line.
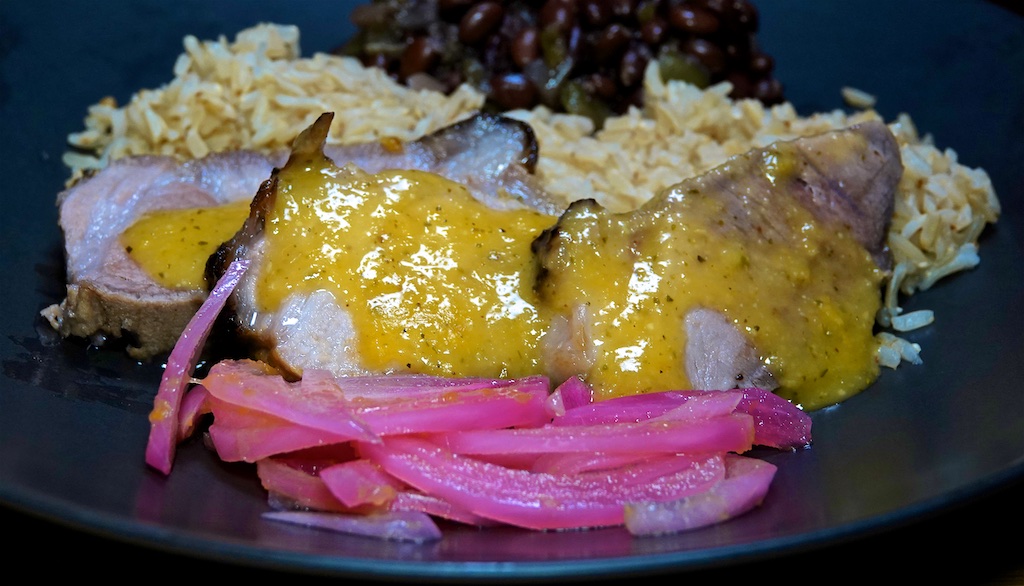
<box><xmin>1</xmin><ymin>1</ymin><xmax>1022</xmax><ymax>581</ymax></box>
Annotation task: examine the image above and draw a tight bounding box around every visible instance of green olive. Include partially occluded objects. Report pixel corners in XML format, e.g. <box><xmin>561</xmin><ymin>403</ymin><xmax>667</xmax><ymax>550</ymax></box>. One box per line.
<box><xmin>540</xmin><ymin>25</ymin><xmax>568</xmax><ymax>69</ymax></box>
<box><xmin>560</xmin><ymin>80</ymin><xmax>613</xmax><ymax>129</ymax></box>
<box><xmin>658</xmin><ymin>48</ymin><xmax>711</xmax><ymax>88</ymax></box>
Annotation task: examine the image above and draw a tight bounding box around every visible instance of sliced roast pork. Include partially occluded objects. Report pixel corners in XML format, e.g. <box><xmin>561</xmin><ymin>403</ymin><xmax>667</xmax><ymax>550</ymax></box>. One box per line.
<box><xmin>209</xmin><ymin>113</ymin><xmax>901</xmax><ymax>411</ymax></box>
<box><xmin>51</xmin><ymin>104</ymin><xmax>901</xmax><ymax>411</ymax></box>
<box><xmin>47</xmin><ymin>151</ymin><xmax>278</xmax><ymax>359</ymax></box>
<box><xmin>207</xmin><ymin>112</ymin><xmax>560</xmax><ymax>377</ymax></box>
<box><xmin>48</xmin><ymin>112</ymin><xmax>557</xmax><ymax>360</ymax></box>
<box><xmin>534</xmin><ymin>121</ymin><xmax>902</xmax><ymax>408</ymax></box>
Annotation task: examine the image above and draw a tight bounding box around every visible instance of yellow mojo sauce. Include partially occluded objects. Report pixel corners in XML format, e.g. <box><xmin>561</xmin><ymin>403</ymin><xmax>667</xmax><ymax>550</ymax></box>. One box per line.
<box><xmin>257</xmin><ymin>152</ymin><xmax>554</xmax><ymax>378</ymax></box>
<box><xmin>121</xmin><ymin>200</ymin><xmax>251</xmax><ymax>290</ymax></box>
<box><xmin>121</xmin><ymin>145</ymin><xmax>884</xmax><ymax>411</ymax></box>
<box><xmin>538</xmin><ymin>151</ymin><xmax>884</xmax><ymax>410</ymax></box>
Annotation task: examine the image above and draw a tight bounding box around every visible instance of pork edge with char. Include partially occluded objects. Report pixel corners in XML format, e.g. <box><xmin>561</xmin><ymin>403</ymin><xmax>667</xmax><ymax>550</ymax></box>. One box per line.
<box><xmin>43</xmin><ymin>151</ymin><xmax>277</xmax><ymax>359</ymax></box>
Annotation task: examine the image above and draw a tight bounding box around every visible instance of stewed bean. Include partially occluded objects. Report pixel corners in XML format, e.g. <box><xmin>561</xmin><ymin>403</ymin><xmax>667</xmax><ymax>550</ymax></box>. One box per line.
<box><xmin>490</xmin><ymin>71</ymin><xmax>539</xmax><ymax>109</ymax></box>
<box><xmin>511</xmin><ymin>27</ymin><xmax>540</xmax><ymax>69</ymax></box>
<box><xmin>668</xmin><ymin>5</ymin><xmax>719</xmax><ymax>35</ymax></box>
<box><xmin>459</xmin><ymin>2</ymin><xmax>504</xmax><ymax>44</ymax></box>
<box><xmin>580</xmin><ymin>0</ymin><xmax>609</xmax><ymax>27</ymax></box>
<box><xmin>337</xmin><ymin>0</ymin><xmax>784</xmax><ymax>128</ymax></box>
<box><xmin>399</xmin><ymin>36</ymin><xmax>441</xmax><ymax>78</ymax></box>
<box><xmin>594</xmin><ymin>24</ymin><xmax>631</xmax><ymax>63</ymax></box>
<box><xmin>540</xmin><ymin>0</ymin><xmax>576</xmax><ymax>35</ymax></box>
<box><xmin>640</xmin><ymin>17</ymin><xmax>668</xmax><ymax>45</ymax></box>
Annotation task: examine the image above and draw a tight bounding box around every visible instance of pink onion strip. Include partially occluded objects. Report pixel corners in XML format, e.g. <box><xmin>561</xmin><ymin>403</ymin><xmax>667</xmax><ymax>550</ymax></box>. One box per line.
<box><xmin>430</xmin><ymin>413</ymin><xmax>755</xmax><ymax>456</ymax></box>
<box><xmin>319</xmin><ymin>460</ymin><xmax>403</xmax><ymax>508</ymax></box>
<box><xmin>263</xmin><ymin>510</ymin><xmax>442</xmax><ymax>543</ymax></box>
<box><xmin>545</xmin><ymin>374</ymin><xmax>593</xmax><ymax>416</ymax></box>
<box><xmin>201</xmin><ymin>359</ymin><xmax>380</xmax><ymax>443</ymax></box>
<box><xmin>530</xmin><ymin>452</ymin><xmax>666</xmax><ymax>476</ymax></box>
<box><xmin>256</xmin><ymin>457</ymin><xmax>349</xmax><ymax>513</ymax></box>
<box><xmin>624</xmin><ymin>454</ymin><xmax>777</xmax><ymax>536</ymax></box>
<box><xmin>208</xmin><ymin>418</ymin><xmax>353</xmax><ymax>463</ymax></box>
<box><xmin>552</xmin><ymin>387</ymin><xmax>811</xmax><ymax>449</ymax></box>
<box><xmin>554</xmin><ymin>374</ymin><xmax>593</xmax><ymax>410</ymax></box>
<box><xmin>358</xmin><ymin>436</ymin><xmax>725</xmax><ymax>530</ymax></box>
<box><xmin>176</xmin><ymin>384</ymin><xmax>211</xmax><ymax>441</ymax></box>
<box><xmin>304</xmin><ymin>369</ymin><xmax>545</xmax><ymax>400</ymax></box>
<box><xmin>731</xmin><ymin>388</ymin><xmax>813</xmax><ymax>449</ymax></box>
<box><xmin>390</xmin><ymin>491</ymin><xmax>499</xmax><ymax>526</ymax></box>
<box><xmin>201</xmin><ymin>360</ymin><xmax>551</xmax><ymax>438</ymax></box>
<box><xmin>205</xmin><ymin>395</ymin><xmax>355</xmax><ymax>462</ymax></box>
<box><xmin>144</xmin><ymin>259</ymin><xmax>249</xmax><ymax>475</ymax></box>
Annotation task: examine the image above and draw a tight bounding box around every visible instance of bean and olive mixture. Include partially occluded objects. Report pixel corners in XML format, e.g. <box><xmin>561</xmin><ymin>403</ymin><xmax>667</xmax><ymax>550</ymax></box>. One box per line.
<box><xmin>335</xmin><ymin>0</ymin><xmax>784</xmax><ymax>127</ymax></box>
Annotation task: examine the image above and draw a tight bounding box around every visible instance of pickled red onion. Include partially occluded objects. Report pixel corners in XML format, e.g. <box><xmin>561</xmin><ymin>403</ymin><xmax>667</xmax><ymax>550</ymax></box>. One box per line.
<box><xmin>196</xmin><ymin>365</ymin><xmax>809</xmax><ymax>537</ymax></box>
<box><xmin>357</xmin><ymin>435</ymin><xmax>725</xmax><ymax>531</ymax></box>
<box><xmin>430</xmin><ymin>413</ymin><xmax>755</xmax><ymax>456</ymax></box>
<box><xmin>552</xmin><ymin>387</ymin><xmax>811</xmax><ymax>449</ymax></box>
<box><xmin>263</xmin><ymin>510</ymin><xmax>442</xmax><ymax>544</ymax></box>
<box><xmin>145</xmin><ymin>274</ymin><xmax>812</xmax><ymax>539</ymax></box>
<box><xmin>144</xmin><ymin>259</ymin><xmax>249</xmax><ymax>475</ymax></box>
<box><xmin>624</xmin><ymin>454</ymin><xmax>777</xmax><ymax>536</ymax></box>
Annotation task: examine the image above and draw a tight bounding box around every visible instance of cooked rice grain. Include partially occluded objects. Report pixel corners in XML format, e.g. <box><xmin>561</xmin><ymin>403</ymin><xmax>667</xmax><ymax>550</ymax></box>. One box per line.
<box><xmin>62</xmin><ymin>24</ymin><xmax>484</xmax><ymax>181</ymax></box>
<box><xmin>62</xmin><ymin>24</ymin><xmax>1001</xmax><ymax>370</ymax></box>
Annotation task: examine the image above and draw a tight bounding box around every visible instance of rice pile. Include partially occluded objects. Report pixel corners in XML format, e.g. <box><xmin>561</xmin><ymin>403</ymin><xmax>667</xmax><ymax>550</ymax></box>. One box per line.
<box><xmin>62</xmin><ymin>23</ymin><xmax>1001</xmax><ymax>370</ymax></box>
<box><xmin>62</xmin><ymin>24</ymin><xmax>485</xmax><ymax>178</ymax></box>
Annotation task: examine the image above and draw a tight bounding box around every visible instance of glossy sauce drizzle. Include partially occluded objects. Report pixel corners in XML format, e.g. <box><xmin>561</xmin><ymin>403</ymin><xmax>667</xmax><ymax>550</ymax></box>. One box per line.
<box><xmin>121</xmin><ymin>143</ymin><xmax>884</xmax><ymax>411</ymax></box>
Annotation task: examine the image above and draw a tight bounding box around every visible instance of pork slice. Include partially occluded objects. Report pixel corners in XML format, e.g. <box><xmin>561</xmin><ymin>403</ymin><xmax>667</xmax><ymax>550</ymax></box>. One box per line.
<box><xmin>208</xmin><ymin>111</ymin><xmax>560</xmax><ymax>378</ymax></box>
<box><xmin>655</xmin><ymin>120</ymin><xmax>900</xmax><ymax>270</ymax></box>
<box><xmin>322</xmin><ymin>112</ymin><xmax>559</xmax><ymax>215</ymax></box>
<box><xmin>48</xmin><ymin>151</ymin><xmax>277</xmax><ymax>359</ymax></box>
<box><xmin>684</xmin><ymin>307</ymin><xmax>777</xmax><ymax>390</ymax></box>
<box><xmin>535</xmin><ymin>121</ymin><xmax>902</xmax><ymax>393</ymax></box>
<box><xmin>767</xmin><ymin>119</ymin><xmax>900</xmax><ymax>269</ymax></box>
<box><xmin>48</xmin><ymin>110</ymin><xmax>561</xmax><ymax>362</ymax></box>
<box><xmin>683</xmin><ymin>121</ymin><xmax>899</xmax><ymax>390</ymax></box>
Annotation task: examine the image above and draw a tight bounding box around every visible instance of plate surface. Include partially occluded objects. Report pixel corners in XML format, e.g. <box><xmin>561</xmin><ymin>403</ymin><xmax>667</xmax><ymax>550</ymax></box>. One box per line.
<box><xmin>1</xmin><ymin>1</ymin><xmax>1022</xmax><ymax>581</ymax></box>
